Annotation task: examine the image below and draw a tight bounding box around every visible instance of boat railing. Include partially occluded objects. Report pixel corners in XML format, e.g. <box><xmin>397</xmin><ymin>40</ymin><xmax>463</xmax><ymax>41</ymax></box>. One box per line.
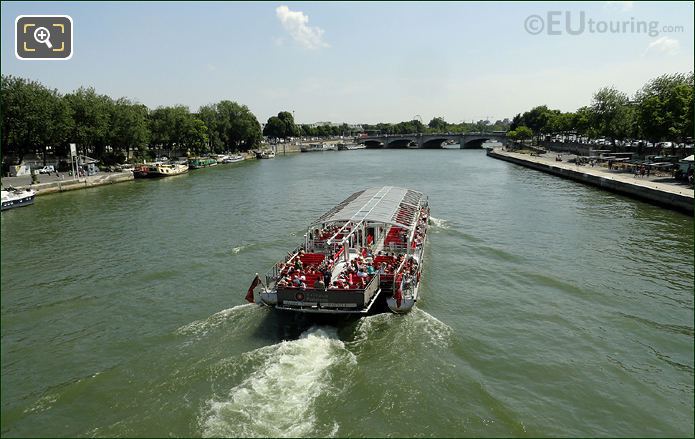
<box><xmin>277</xmin><ymin>272</ymin><xmax>381</xmax><ymax>308</ymax></box>
<box><xmin>264</xmin><ymin>243</ymin><xmax>306</xmax><ymax>286</ymax></box>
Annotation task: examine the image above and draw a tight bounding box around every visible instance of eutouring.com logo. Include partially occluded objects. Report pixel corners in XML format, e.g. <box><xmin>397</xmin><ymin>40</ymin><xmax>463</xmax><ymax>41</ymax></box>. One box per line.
<box><xmin>524</xmin><ymin>11</ymin><xmax>684</xmax><ymax>37</ymax></box>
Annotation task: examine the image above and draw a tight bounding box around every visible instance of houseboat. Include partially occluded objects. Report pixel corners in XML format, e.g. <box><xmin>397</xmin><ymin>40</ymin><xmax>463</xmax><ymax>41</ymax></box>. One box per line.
<box><xmin>133</xmin><ymin>162</ymin><xmax>188</xmax><ymax>178</ymax></box>
<box><xmin>188</xmin><ymin>157</ymin><xmax>217</xmax><ymax>169</ymax></box>
<box><xmin>247</xmin><ymin>186</ymin><xmax>429</xmax><ymax>315</ymax></box>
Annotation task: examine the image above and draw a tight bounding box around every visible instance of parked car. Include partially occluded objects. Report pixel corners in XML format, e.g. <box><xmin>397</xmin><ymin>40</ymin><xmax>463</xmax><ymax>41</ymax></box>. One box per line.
<box><xmin>37</xmin><ymin>165</ymin><xmax>55</xmax><ymax>174</ymax></box>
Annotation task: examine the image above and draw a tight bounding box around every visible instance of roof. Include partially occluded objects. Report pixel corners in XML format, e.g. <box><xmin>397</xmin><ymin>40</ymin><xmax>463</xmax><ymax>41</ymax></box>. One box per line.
<box><xmin>312</xmin><ymin>186</ymin><xmax>427</xmax><ymax>231</ymax></box>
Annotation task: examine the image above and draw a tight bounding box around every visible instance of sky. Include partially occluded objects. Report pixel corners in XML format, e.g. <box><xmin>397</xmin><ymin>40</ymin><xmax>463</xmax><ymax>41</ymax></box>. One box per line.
<box><xmin>1</xmin><ymin>1</ymin><xmax>693</xmax><ymax>125</ymax></box>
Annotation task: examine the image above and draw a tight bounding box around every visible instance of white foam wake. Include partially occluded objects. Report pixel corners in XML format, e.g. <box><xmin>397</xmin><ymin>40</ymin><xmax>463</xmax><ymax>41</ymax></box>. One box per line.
<box><xmin>200</xmin><ymin>326</ymin><xmax>353</xmax><ymax>437</ymax></box>
<box><xmin>429</xmin><ymin>216</ymin><xmax>449</xmax><ymax>229</ymax></box>
<box><xmin>176</xmin><ymin>304</ymin><xmax>259</xmax><ymax>337</ymax></box>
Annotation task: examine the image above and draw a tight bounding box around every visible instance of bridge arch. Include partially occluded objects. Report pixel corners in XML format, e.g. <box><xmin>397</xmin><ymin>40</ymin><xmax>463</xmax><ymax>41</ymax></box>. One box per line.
<box><xmin>387</xmin><ymin>138</ymin><xmax>416</xmax><ymax>148</ymax></box>
<box><xmin>461</xmin><ymin>137</ymin><xmax>506</xmax><ymax>149</ymax></box>
<box><xmin>363</xmin><ymin>140</ymin><xmax>384</xmax><ymax>148</ymax></box>
<box><xmin>421</xmin><ymin>138</ymin><xmax>449</xmax><ymax>149</ymax></box>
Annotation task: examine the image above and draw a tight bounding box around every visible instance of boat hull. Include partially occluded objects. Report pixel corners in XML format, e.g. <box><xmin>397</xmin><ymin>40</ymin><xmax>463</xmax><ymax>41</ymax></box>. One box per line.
<box><xmin>1</xmin><ymin>191</ymin><xmax>35</xmax><ymax>211</ymax></box>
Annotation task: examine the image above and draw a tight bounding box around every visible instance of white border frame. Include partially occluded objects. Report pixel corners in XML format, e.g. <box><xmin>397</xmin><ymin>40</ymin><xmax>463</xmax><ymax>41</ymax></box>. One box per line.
<box><xmin>15</xmin><ymin>14</ymin><xmax>73</xmax><ymax>61</ymax></box>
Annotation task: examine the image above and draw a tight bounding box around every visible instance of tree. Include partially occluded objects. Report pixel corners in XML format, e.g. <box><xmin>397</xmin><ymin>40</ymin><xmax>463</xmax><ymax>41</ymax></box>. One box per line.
<box><xmin>277</xmin><ymin>111</ymin><xmax>300</xmax><ymax>137</ymax></box>
<box><xmin>508</xmin><ymin>126</ymin><xmax>533</xmax><ymax>144</ymax></box>
<box><xmin>428</xmin><ymin>117</ymin><xmax>448</xmax><ymax>131</ymax></box>
<box><xmin>1</xmin><ymin>75</ymin><xmax>73</xmax><ymax>163</ymax></box>
<box><xmin>635</xmin><ymin>72</ymin><xmax>694</xmax><ymax>144</ymax></box>
<box><xmin>590</xmin><ymin>87</ymin><xmax>635</xmax><ymax>144</ymax></box>
<box><xmin>64</xmin><ymin>87</ymin><xmax>113</xmax><ymax>157</ymax></box>
<box><xmin>263</xmin><ymin>116</ymin><xmax>286</xmax><ymax>139</ymax></box>
<box><xmin>198</xmin><ymin>104</ymin><xmax>222</xmax><ymax>152</ymax></box>
<box><xmin>110</xmin><ymin>98</ymin><xmax>150</xmax><ymax>160</ymax></box>
<box><xmin>214</xmin><ymin>100</ymin><xmax>261</xmax><ymax>150</ymax></box>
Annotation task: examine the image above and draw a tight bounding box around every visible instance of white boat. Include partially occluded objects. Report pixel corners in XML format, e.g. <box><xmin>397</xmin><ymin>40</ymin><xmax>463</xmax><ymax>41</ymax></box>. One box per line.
<box><xmin>1</xmin><ymin>187</ymin><xmax>36</xmax><ymax>211</ymax></box>
<box><xmin>222</xmin><ymin>155</ymin><xmax>244</xmax><ymax>163</ymax></box>
<box><xmin>250</xmin><ymin>186</ymin><xmax>429</xmax><ymax>315</ymax></box>
<box><xmin>338</xmin><ymin>143</ymin><xmax>367</xmax><ymax>151</ymax></box>
<box><xmin>300</xmin><ymin>143</ymin><xmax>337</xmax><ymax>152</ymax></box>
<box><xmin>260</xmin><ymin>151</ymin><xmax>275</xmax><ymax>159</ymax></box>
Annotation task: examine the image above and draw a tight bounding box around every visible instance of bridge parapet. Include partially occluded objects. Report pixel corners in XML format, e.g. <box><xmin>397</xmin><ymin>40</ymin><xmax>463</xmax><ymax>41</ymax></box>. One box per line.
<box><xmin>358</xmin><ymin>132</ymin><xmax>509</xmax><ymax>149</ymax></box>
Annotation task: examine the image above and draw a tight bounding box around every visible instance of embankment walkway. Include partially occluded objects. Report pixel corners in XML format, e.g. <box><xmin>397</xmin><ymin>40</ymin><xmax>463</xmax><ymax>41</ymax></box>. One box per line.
<box><xmin>487</xmin><ymin>148</ymin><xmax>693</xmax><ymax>215</ymax></box>
<box><xmin>2</xmin><ymin>172</ymin><xmax>134</xmax><ymax>196</ymax></box>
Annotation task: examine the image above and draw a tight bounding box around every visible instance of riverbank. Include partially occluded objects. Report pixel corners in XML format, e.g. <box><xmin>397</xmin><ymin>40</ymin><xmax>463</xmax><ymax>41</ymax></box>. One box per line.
<box><xmin>487</xmin><ymin>148</ymin><xmax>694</xmax><ymax>215</ymax></box>
<box><xmin>1</xmin><ymin>172</ymin><xmax>134</xmax><ymax>196</ymax></box>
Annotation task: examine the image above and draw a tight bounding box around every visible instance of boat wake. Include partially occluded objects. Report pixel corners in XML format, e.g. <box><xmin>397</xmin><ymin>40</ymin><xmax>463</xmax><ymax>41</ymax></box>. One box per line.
<box><xmin>349</xmin><ymin>308</ymin><xmax>453</xmax><ymax>351</ymax></box>
<box><xmin>176</xmin><ymin>304</ymin><xmax>263</xmax><ymax>338</ymax></box>
<box><xmin>231</xmin><ymin>243</ymin><xmax>254</xmax><ymax>255</ymax></box>
<box><xmin>429</xmin><ymin>216</ymin><xmax>449</xmax><ymax>228</ymax></box>
<box><xmin>429</xmin><ymin>216</ymin><xmax>450</xmax><ymax>230</ymax></box>
<box><xmin>200</xmin><ymin>326</ymin><xmax>353</xmax><ymax>437</ymax></box>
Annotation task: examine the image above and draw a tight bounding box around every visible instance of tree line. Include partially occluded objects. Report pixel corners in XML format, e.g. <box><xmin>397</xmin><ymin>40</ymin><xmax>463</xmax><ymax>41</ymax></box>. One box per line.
<box><xmin>506</xmin><ymin>72</ymin><xmax>694</xmax><ymax>148</ymax></box>
<box><xmin>1</xmin><ymin>75</ymin><xmax>262</xmax><ymax>164</ymax></box>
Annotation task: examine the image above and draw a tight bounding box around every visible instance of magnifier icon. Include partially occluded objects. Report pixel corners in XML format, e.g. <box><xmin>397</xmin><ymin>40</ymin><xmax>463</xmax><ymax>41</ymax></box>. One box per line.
<box><xmin>33</xmin><ymin>26</ymin><xmax>53</xmax><ymax>49</ymax></box>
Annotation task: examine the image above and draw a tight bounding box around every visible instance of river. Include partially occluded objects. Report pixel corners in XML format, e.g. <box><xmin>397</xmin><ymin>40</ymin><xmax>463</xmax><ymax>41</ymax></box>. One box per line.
<box><xmin>1</xmin><ymin>149</ymin><xmax>693</xmax><ymax>436</ymax></box>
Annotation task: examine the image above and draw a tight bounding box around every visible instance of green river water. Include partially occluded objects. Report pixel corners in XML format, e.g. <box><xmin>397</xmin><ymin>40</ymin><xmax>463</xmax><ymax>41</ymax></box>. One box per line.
<box><xmin>1</xmin><ymin>149</ymin><xmax>693</xmax><ymax>437</ymax></box>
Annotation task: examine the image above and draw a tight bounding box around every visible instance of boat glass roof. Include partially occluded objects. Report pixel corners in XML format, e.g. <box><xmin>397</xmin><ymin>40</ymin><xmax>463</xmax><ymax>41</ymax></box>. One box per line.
<box><xmin>312</xmin><ymin>186</ymin><xmax>426</xmax><ymax>231</ymax></box>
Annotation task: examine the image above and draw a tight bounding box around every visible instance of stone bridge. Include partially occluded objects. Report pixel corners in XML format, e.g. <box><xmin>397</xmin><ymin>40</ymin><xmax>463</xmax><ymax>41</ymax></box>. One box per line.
<box><xmin>357</xmin><ymin>132</ymin><xmax>509</xmax><ymax>149</ymax></box>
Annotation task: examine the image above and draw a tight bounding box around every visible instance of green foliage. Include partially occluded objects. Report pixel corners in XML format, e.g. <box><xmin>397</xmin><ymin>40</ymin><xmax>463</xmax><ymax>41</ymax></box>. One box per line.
<box><xmin>428</xmin><ymin>117</ymin><xmax>448</xmax><ymax>131</ymax></box>
<box><xmin>1</xmin><ymin>75</ymin><xmax>73</xmax><ymax>163</ymax></box>
<box><xmin>590</xmin><ymin>87</ymin><xmax>635</xmax><ymax>141</ymax></box>
<box><xmin>64</xmin><ymin>87</ymin><xmax>113</xmax><ymax>157</ymax></box>
<box><xmin>1</xmin><ymin>75</ymin><xmax>262</xmax><ymax>163</ymax></box>
<box><xmin>635</xmin><ymin>72</ymin><xmax>694</xmax><ymax>142</ymax></box>
<box><xmin>264</xmin><ymin>116</ymin><xmax>286</xmax><ymax>138</ymax></box>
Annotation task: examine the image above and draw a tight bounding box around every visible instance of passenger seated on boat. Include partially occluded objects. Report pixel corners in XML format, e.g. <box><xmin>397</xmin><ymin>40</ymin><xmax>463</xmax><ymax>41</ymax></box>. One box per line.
<box><xmin>294</xmin><ymin>258</ymin><xmax>303</xmax><ymax>270</ymax></box>
<box><xmin>357</xmin><ymin>268</ymin><xmax>368</xmax><ymax>279</ymax></box>
<box><xmin>313</xmin><ymin>278</ymin><xmax>325</xmax><ymax>289</ymax></box>
<box><xmin>367</xmin><ymin>264</ymin><xmax>376</xmax><ymax>275</ymax></box>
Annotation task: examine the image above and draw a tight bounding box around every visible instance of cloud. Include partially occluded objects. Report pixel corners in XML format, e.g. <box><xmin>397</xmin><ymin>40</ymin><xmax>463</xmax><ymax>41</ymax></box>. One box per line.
<box><xmin>644</xmin><ymin>36</ymin><xmax>680</xmax><ymax>56</ymax></box>
<box><xmin>604</xmin><ymin>1</ymin><xmax>634</xmax><ymax>12</ymax></box>
<box><xmin>275</xmin><ymin>5</ymin><xmax>329</xmax><ymax>50</ymax></box>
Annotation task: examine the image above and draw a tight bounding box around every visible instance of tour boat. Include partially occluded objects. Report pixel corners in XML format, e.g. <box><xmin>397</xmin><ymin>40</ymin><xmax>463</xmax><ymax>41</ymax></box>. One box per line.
<box><xmin>1</xmin><ymin>187</ymin><xmax>36</xmax><ymax>211</ymax></box>
<box><xmin>247</xmin><ymin>186</ymin><xmax>429</xmax><ymax>315</ymax></box>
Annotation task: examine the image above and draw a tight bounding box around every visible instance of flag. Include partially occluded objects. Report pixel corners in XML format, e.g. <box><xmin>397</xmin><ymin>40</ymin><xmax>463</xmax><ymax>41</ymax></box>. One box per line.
<box><xmin>245</xmin><ymin>274</ymin><xmax>261</xmax><ymax>303</ymax></box>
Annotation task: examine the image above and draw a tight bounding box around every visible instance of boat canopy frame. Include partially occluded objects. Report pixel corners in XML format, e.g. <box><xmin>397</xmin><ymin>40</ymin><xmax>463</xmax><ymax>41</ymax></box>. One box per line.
<box><xmin>310</xmin><ymin>187</ymin><xmax>427</xmax><ymax>236</ymax></box>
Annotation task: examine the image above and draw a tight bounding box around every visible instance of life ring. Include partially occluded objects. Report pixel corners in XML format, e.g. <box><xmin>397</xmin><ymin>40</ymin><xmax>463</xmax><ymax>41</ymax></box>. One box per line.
<box><xmin>295</xmin><ymin>292</ymin><xmax>305</xmax><ymax>301</ymax></box>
